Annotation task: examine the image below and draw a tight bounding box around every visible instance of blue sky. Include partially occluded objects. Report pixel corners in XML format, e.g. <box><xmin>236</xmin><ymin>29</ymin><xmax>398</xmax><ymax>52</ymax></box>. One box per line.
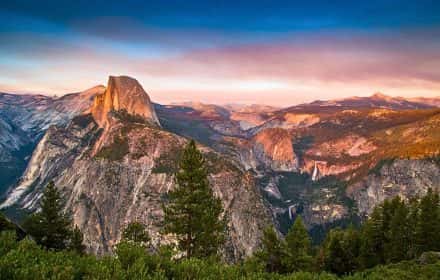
<box><xmin>1</xmin><ymin>1</ymin><xmax>440</xmax><ymax>105</ymax></box>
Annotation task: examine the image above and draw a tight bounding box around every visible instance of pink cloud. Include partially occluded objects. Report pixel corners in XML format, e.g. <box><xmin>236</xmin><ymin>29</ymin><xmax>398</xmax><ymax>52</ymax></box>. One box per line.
<box><xmin>1</xmin><ymin>29</ymin><xmax>440</xmax><ymax>105</ymax></box>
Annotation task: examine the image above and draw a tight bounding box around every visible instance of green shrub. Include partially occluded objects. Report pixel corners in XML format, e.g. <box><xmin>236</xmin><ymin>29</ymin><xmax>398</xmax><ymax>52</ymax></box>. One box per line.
<box><xmin>0</xmin><ymin>230</ymin><xmax>18</xmax><ymax>256</ymax></box>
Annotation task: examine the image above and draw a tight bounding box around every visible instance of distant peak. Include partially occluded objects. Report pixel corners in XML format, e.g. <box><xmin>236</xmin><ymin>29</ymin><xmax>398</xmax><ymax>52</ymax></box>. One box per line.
<box><xmin>371</xmin><ymin>92</ymin><xmax>390</xmax><ymax>99</ymax></box>
<box><xmin>80</xmin><ymin>85</ymin><xmax>106</xmax><ymax>95</ymax></box>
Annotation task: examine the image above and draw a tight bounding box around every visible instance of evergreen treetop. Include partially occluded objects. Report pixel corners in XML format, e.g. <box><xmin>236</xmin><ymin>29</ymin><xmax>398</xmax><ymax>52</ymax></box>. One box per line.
<box><xmin>23</xmin><ymin>181</ymin><xmax>72</xmax><ymax>250</ymax></box>
<box><xmin>283</xmin><ymin>216</ymin><xmax>313</xmax><ymax>272</ymax></box>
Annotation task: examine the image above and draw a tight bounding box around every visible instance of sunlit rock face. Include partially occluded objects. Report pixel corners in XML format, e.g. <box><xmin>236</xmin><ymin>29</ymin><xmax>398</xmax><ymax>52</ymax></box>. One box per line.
<box><xmin>91</xmin><ymin>76</ymin><xmax>160</xmax><ymax>128</ymax></box>
<box><xmin>252</xmin><ymin>128</ymin><xmax>298</xmax><ymax>171</ymax></box>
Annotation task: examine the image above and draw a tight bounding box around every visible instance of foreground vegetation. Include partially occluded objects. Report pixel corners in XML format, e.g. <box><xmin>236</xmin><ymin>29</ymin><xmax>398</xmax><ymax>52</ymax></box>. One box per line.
<box><xmin>1</xmin><ymin>140</ymin><xmax>439</xmax><ymax>279</ymax></box>
<box><xmin>0</xmin><ymin>232</ymin><xmax>439</xmax><ymax>280</ymax></box>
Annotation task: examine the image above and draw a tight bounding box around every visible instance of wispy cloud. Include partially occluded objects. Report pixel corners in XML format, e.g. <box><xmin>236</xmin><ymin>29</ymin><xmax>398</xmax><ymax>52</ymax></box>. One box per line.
<box><xmin>1</xmin><ymin>8</ymin><xmax>440</xmax><ymax>105</ymax></box>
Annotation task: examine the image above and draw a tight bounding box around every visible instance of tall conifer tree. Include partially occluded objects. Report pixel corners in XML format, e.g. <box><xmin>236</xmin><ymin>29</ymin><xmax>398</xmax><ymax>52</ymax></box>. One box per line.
<box><xmin>416</xmin><ymin>188</ymin><xmax>440</xmax><ymax>254</ymax></box>
<box><xmin>23</xmin><ymin>181</ymin><xmax>72</xmax><ymax>250</ymax></box>
<box><xmin>69</xmin><ymin>226</ymin><xmax>86</xmax><ymax>255</ymax></box>
<box><xmin>256</xmin><ymin>226</ymin><xmax>286</xmax><ymax>273</ymax></box>
<box><xmin>162</xmin><ymin>140</ymin><xmax>226</xmax><ymax>259</ymax></box>
<box><xmin>386</xmin><ymin>197</ymin><xmax>411</xmax><ymax>263</ymax></box>
<box><xmin>283</xmin><ymin>216</ymin><xmax>313</xmax><ymax>272</ymax></box>
<box><xmin>360</xmin><ymin>207</ymin><xmax>384</xmax><ymax>268</ymax></box>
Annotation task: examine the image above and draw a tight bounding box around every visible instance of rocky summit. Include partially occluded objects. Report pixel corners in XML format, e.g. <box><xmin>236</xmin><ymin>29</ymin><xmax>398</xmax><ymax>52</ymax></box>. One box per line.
<box><xmin>91</xmin><ymin>76</ymin><xmax>160</xmax><ymax>128</ymax></box>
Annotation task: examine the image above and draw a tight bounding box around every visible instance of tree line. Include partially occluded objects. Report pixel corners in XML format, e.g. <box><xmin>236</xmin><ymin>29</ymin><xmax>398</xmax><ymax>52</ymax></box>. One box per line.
<box><xmin>257</xmin><ymin>188</ymin><xmax>440</xmax><ymax>276</ymax></box>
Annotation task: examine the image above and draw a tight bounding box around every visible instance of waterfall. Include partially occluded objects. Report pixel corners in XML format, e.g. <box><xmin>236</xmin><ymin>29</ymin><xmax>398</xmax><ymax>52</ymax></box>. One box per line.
<box><xmin>311</xmin><ymin>161</ymin><xmax>319</xmax><ymax>181</ymax></box>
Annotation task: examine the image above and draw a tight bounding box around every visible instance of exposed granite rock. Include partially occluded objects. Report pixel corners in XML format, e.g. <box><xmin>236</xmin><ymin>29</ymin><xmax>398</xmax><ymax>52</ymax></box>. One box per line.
<box><xmin>252</xmin><ymin>128</ymin><xmax>298</xmax><ymax>171</ymax></box>
<box><xmin>348</xmin><ymin>159</ymin><xmax>440</xmax><ymax>215</ymax></box>
<box><xmin>92</xmin><ymin>76</ymin><xmax>159</xmax><ymax>128</ymax></box>
<box><xmin>303</xmin><ymin>203</ymin><xmax>347</xmax><ymax>225</ymax></box>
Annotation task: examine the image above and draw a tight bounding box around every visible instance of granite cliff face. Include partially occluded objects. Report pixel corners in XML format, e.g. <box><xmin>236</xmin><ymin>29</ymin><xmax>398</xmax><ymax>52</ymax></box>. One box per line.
<box><xmin>1</xmin><ymin>76</ymin><xmax>271</xmax><ymax>261</ymax></box>
<box><xmin>252</xmin><ymin>128</ymin><xmax>298</xmax><ymax>171</ymax></box>
<box><xmin>348</xmin><ymin>159</ymin><xmax>440</xmax><ymax>215</ymax></box>
<box><xmin>212</xmin><ymin>128</ymin><xmax>298</xmax><ymax>173</ymax></box>
<box><xmin>91</xmin><ymin>76</ymin><xmax>159</xmax><ymax>128</ymax></box>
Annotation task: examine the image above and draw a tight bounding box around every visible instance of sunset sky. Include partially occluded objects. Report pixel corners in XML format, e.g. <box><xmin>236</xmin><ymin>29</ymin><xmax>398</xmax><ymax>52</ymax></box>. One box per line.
<box><xmin>1</xmin><ymin>0</ymin><xmax>440</xmax><ymax>105</ymax></box>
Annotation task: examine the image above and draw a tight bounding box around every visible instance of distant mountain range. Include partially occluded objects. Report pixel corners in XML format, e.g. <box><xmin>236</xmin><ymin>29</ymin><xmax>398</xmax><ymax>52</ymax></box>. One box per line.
<box><xmin>0</xmin><ymin>77</ymin><xmax>439</xmax><ymax>259</ymax></box>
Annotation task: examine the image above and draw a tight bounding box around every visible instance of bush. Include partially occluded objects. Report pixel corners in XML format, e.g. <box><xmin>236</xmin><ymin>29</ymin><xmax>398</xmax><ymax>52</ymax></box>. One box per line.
<box><xmin>0</xmin><ymin>240</ymin><xmax>438</xmax><ymax>280</ymax></box>
<box><xmin>0</xmin><ymin>231</ymin><xmax>18</xmax><ymax>256</ymax></box>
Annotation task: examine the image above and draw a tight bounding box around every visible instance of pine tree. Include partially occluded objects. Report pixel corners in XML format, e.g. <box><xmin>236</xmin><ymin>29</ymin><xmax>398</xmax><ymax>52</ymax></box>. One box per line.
<box><xmin>69</xmin><ymin>226</ymin><xmax>86</xmax><ymax>255</ymax></box>
<box><xmin>381</xmin><ymin>199</ymin><xmax>395</xmax><ymax>236</ymax></box>
<box><xmin>162</xmin><ymin>140</ymin><xmax>226</xmax><ymax>259</ymax></box>
<box><xmin>406</xmin><ymin>197</ymin><xmax>420</xmax><ymax>259</ymax></box>
<box><xmin>323</xmin><ymin>229</ymin><xmax>346</xmax><ymax>275</ymax></box>
<box><xmin>386</xmin><ymin>197</ymin><xmax>411</xmax><ymax>263</ymax></box>
<box><xmin>416</xmin><ymin>188</ymin><xmax>440</xmax><ymax>254</ymax></box>
<box><xmin>323</xmin><ymin>227</ymin><xmax>361</xmax><ymax>275</ymax></box>
<box><xmin>344</xmin><ymin>225</ymin><xmax>362</xmax><ymax>271</ymax></box>
<box><xmin>122</xmin><ymin>221</ymin><xmax>150</xmax><ymax>244</ymax></box>
<box><xmin>256</xmin><ymin>226</ymin><xmax>286</xmax><ymax>273</ymax></box>
<box><xmin>23</xmin><ymin>181</ymin><xmax>72</xmax><ymax>250</ymax></box>
<box><xmin>282</xmin><ymin>216</ymin><xmax>313</xmax><ymax>272</ymax></box>
<box><xmin>360</xmin><ymin>206</ymin><xmax>384</xmax><ymax>268</ymax></box>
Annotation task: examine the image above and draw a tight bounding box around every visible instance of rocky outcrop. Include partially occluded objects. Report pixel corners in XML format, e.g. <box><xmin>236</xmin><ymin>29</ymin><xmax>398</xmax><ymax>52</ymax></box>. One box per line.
<box><xmin>348</xmin><ymin>159</ymin><xmax>440</xmax><ymax>215</ymax></box>
<box><xmin>91</xmin><ymin>76</ymin><xmax>159</xmax><ymax>128</ymax></box>
<box><xmin>303</xmin><ymin>203</ymin><xmax>347</xmax><ymax>225</ymax></box>
<box><xmin>306</xmin><ymin>134</ymin><xmax>376</xmax><ymax>159</ymax></box>
<box><xmin>216</xmin><ymin>128</ymin><xmax>298</xmax><ymax>173</ymax></box>
<box><xmin>283</xmin><ymin>113</ymin><xmax>320</xmax><ymax>127</ymax></box>
<box><xmin>252</xmin><ymin>128</ymin><xmax>298</xmax><ymax>171</ymax></box>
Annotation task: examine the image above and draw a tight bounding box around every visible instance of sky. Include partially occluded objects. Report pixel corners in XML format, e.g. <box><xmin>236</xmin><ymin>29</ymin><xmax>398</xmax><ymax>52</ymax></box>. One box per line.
<box><xmin>1</xmin><ymin>0</ymin><xmax>440</xmax><ymax>106</ymax></box>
